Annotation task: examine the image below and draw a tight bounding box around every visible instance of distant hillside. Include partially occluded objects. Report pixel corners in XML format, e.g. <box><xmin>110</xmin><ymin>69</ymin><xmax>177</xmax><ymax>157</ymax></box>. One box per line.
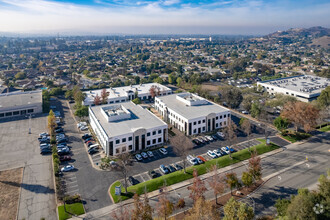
<box><xmin>266</xmin><ymin>26</ymin><xmax>330</xmax><ymax>38</ymax></box>
<box><xmin>308</xmin><ymin>36</ymin><xmax>330</xmax><ymax>49</ymax></box>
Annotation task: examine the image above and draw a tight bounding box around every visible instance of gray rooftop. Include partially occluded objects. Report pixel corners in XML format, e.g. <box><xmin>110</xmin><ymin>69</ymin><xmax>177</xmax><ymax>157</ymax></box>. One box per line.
<box><xmin>157</xmin><ymin>93</ymin><xmax>229</xmax><ymax>120</ymax></box>
<box><xmin>259</xmin><ymin>75</ymin><xmax>329</xmax><ymax>95</ymax></box>
<box><xmin>0</xmin><ymin>90</ymin><xmax>42</xmax><ymax>109</ymax></box>
<box><xmin>90</xmin><ymin>102</ymin><xmax>167</xmax><ymax>137</ymax></box>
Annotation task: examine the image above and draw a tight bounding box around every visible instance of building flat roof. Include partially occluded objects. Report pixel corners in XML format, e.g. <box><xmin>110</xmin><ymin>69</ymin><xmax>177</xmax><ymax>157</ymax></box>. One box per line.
<box><xmin>90</xmin><ymin>101</ymin><xmax>167</xmax><ymax>137</ymax></box>
<box><xmin>0</xmin><ymin>90</ymin><xmax>42</xmax><ymax>109</ymax></box>
<box><xmin>157</xmin><ymin>93</ymin><xmax>229</xmax><ymax>120</ymax></box>
<box><xmin>84</xmin><ymin>83</ymin><xmax>171</xmax><ymax>104</ymax></box>
<box><xmin>258</xmin><ymin>75</ymin><xmax>329</xmax><ymax>96</ymax></box>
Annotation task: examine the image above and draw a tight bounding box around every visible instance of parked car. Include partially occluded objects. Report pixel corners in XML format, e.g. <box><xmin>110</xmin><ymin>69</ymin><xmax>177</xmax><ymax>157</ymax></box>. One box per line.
<box><xmin>189</xmin><ymin>158</ymin><xmax>199</xmax><ymax>165</ymax></box>
<box><xmin>58</xmin><ymin>147</ymin><xmax>70</xmax><ymax>155</ymax></box>
<box><xmin>39</xmin><ymin>139</ymin><xmax>50</xmax><ymax>144</ymax></box>
<box><xmin>135</xmin><ymin>154</ymin><xmax>143</xmax><ymax>161</ymax></box>
<box><xmin>168</xmin><ymin>165</ymin><xmax>176</xmax><ymax>172</ymax></box>
<box><xmin>141</xmin><ymin>152</ymin><xmax>148</xmax><ymax>159</ymax></box>
<box><xmin>84</xmin><ymin>137</ymin><xmax>93</xmax><ymax>143</ymax></box>
<box><xmin>40</xmin><ymin>143</ymin><xmax>50</xmax><ymax>149</ymax></box>
<box><xmin>55</xmin><ymin>127</ymin><xmax>64</xmax><ymax>133</ymax></box>
<box><xmin>147</xmin><ymin>151</ymin><xmax>154</xmax><ymax>157</ymax></box>
<box><xmin>57</xmin><ymin>143</ymin><xmax>67</xmax><ymax>148</ymax></box>
<box><xmin>80</xmin><ymin>126</ymin><xmax>88</xmax><ymax>131</ymax></box>
<box><xmin>69</xmin><ymin>100</ymin><xmax>75</xmax><ymax>103</ymax></box>
<box><xmin>205</xmin><ymin>135</ymin><xmax>213</xmax><ymax>141</ymax></box>
<box><xmin>57</xmin><ymin>145</ymin><xmax>68</xmax><ymax>150</ymax></box>
<box><xmin>241</xmin><ymin>110</ymin><xmax>249</xmax><ymax>114</ymax></box>
<box><xmin>196</xmin><ymin>157</ymin><xmax>203</xmax><ymax>164</ymax></box>
<box><xmin>221</xmin><ymin>147</ymin><xmax>230</xmax><ymax>154</ymax></box>
<box><xmin>50</xmin><ymin>105</ymin><xmax>56</xmax><ymax>109</ymax></box>
<box><xmin>201</xmin><ymin>136</ymin><xmax>209</xmax><ymax>143</ymax></box>
<box><xmin>197</xmin><ymin>138</ymin><xmax>205</xmax><ymax>144</ymax></box>
<box><xmin>213</xmin><ymin>149</ymin><xmax>223</xmax><ymax>157</ymax></box>
<box><xmin>57</xmin><ymin>138</ymin><xmax>68</xmax><ymax>144</ymax></box>
<box><xmin>87</xmin><ymin>142</ymin><xmax>95</xmax><ymax>147</ymax></box>
<box><xmin>148</xmin><ymin>170</ymin><xmax>158</xmax><ymax>179</ymax></box>
<box><xmin>88</xmin><ymin>147</ymin><xmax>98</xmax><ymax>155</ymax></box>
<box><xmin>82</xmin><ymin>133</ymin><xmax>92</xmax><ymax>140</ymax></box>
<box><xmin>159</xmin><ymin>148</ymin><xmax>168</xmax><ymax>155</ymax></box>
<box><xmin>40</xmin><ymin>148</ymin><xmax>52</xmax><ymax>155</ymax></box>
<box><xmin>159</xmin><ymin>165</ymin><xmax>170</xmax><ymax>174</ymax></box>
<box><xmin>128</xmin><ymin>176</ymin><xmax>138</xmax><ymax>185</ymax></box>
<box><xmin>174</xmin><ymin>164</ymin><xmax>183</xmax><ymax>170</ymax></box>
<box><xmin>192</xmin><ymin>139</ymin><xmax>201</xmax><ymax>145</ymax></box>
<box><xmin>61</xmin><ymin>165</ymin><xmax>74</xmax><ymax>172</ymax></box>
<box><xmin>197</xmin><ymin>155</ymin><xmax>207</xmax><ymax>162</ymax></box>
<box><xmin>39</xmin><ymin>132</ymin><xmax>49</xmax><ymax>138</ymax></box>
<box><xmin>77</xmin><ymin>122</ymin><xmax>87</xmax><ymax>128</ymax></box>
<box><xmin>59</xmin><ymin>155</ymin><xmax>71</xmax><ymax>162</ymax></box>
<box><xmin>211</xmin><ymin>134</ymin><xmax>219</xmax><ymax>140</ymax></box>
<box><xmin>207</xmin><ymin>150</ymin><xmax>217</xmax><ymax>159</ymax></box>
<box><xmin>217</xmin><ymin>132</ymin><xmax>225</xmax><ymax>138</ymax></box>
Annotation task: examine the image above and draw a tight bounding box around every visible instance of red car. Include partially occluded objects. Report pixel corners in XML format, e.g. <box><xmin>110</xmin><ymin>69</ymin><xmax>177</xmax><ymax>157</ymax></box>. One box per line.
<box><xmin>197</xmin><ymin>155</ymin><xmax>207</xmax><ymax>163</ymax></box>
<box><xmin>60</xmin><ymin>155</ymin><xmax>72</xmax><ymax>162</ymax></box>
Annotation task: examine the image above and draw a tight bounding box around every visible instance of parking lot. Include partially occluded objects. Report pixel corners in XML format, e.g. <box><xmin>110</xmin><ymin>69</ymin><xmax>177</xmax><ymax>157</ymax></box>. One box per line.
<box><xmin>0</xmin><ymin>115</ymin><xmax>57</xmax><ymax>220</ymax></box>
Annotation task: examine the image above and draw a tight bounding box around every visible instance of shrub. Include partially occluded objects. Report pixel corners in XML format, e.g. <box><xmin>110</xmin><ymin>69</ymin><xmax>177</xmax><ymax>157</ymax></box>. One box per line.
<box><xmin>64</xmin><ymin>194</ymin><xmax>82</xmax><ymax>204</ymax></box>
<box><xmin>176</xmin><ymin>198</ymin><xmax>185</xmax><ymax>209</ymax></box>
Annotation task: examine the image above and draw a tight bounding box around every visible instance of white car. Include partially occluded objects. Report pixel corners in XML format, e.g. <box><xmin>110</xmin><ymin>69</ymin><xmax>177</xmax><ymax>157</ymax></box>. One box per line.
<box><xmin>77</xmin><ymin>122</ymin><xmax>87</xmax><ymax>128</ymax></box>
<box><xmin>213</xmin><ymin>149</ymin><xmax>222</xmax><ymax>157</ymax></box>
<box><xmin>189</xmin><ymin>158</ymin><xmax>199</xmax><ymax>165</ymax></box>
<box><xmin>205</xmin><ymin>135</ymin><xmax>213</xmax><ymax>141</ymax></box>
<box><xmin>159</xmin><ymin>148</ymin><xmax>167</xmax><ymax>155</ymax></box>
<box><xmin>135</xmin><ymin>154</ymin><xmax>143</xmax><ymax>161</ymax></box>
<box><xmin>221</xmin><ymin>147</ymin><xmax>230</xmax><ymax>154</ymax></box>
<box><xmin>141</xmin><ymin>152</ymin><xmax>148</xmax><ymax>159</ymax></box>
<box><xmin>147</xmin><ymin>151</ymin><xmax>154</xmax><ymax>157</ymax></box>
<box><xmin>80</xmin><ymin>126</ymin><xmax>88</xmax><ymax>131</ymax></box>
<box><xmin>207</xmin><ymin>150</ymin><xmax>217</xmax><ymax>159</ymax></box>
<box><xmin>186</xmin><ymin>155</ymin><xmax>194</xmax><ymax>161</ymax></box>
<box><xmin>241</xmin><ymin>110</ymin><xmax>249</xmax><ymax>114</ymax></box>
<box><xmin>61</xmin><ymin>165</ymin><xmax>74</xmax><ymax>172</ymax></box>
<box><xmin>217</xmin><ymin>132</ymin><xmax>225</xmax><ymax>138</ymax></box>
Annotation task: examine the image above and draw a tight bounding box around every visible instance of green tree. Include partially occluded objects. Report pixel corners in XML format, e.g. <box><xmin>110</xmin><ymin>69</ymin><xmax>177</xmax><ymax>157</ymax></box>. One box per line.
<box><xmin>219</xmin><ymin>86</ymin><xmax>243</xmax><ymax>108</ymax></box>
<box><xmin>176</xmin><ymin>77</ymin><xmax>183</xmax><ymax>87</ymax></box>
<box><xmin>134</xmin><ymin>76</ymin><xmax>140</xmax><ymax>85</ymax></box>
<box><xmin>47</xmin><ymin>110</ymin><xmax>56</xmax><ymax>137</ymax></box>
<box><xmin>65</xmin><ymin>90</ymin><xmax>73</xmax><ymax>100</ymax></box>
<box><xmin>225</xmin><ymin>172</ymin><xmax>240</xmax><ymax>195</ymax></box>
<box><xmin>275</xmin><ymin>198</ymin><xmax>291</xmax><ymax>217</ymax></box>
<box><xmin>250</xmin><ymin>102</ymin><xmax>262</xmax><ymax>118</ymax></box>
<box><xmin>316</xmin><ymin>86</ymin><xmax>330</xmax><ymax>108</ymax></box>
<box><xmin>49</xmin><ymin>87</ymin><xmax>63</xmax><ymax>96</ymax></box>
<box><xmin>237</xmin><ymin>202</ymin><xmax>254</xmax><ymax>220</ymax></box>
<box><xmin>286</xmin><ymin>189</ymin><xmax>317</xmax><ymax>220</ymax></box>
<box><xmin>74</xmin><ymin>106</ymin><xmax>89</xmax><ymax>119</ymax></box>
<box><xmin>132</xmin><ymin>98</ymin><xmax>141</xmax><ymax>104</ymax></box>
<box><xmin>15</xmin><ymin>72</ymin><xmax>26</xmax><ymax>80</ymax></box>
<box><xmin>223</xmin><ymin>197</ymin><xmax>254</xmax><ymax>220</ymax></box>
<box><xmin>168</xmin><ymin>73</ymin><xmax>177</xmax><ymax>84</ymax></box>
<box><xmin>273</xmin><ymin>116</ymin><xmax>289</xmax><ymax>132</ymax></box>
<box><xmin>241</xmin><ymin>172</ymin><xmax>253</xmax><ymax>188</ymax></box>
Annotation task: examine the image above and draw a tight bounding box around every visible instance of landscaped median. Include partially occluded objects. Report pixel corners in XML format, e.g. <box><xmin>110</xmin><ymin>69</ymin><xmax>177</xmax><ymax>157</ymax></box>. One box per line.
<box><xmin>110</xmin><ymin>139</ymin><xmax>279</xmax><ymax>203</ymax></box>
<box><xmin>280</xmin><ymin>130</ymin><xmax>311</xmax><ymax>143</ymax></box>
<box><xmin>58</xmin><ymin>202</ymin><xmax>85</xmax><ymax>220</ymax></box>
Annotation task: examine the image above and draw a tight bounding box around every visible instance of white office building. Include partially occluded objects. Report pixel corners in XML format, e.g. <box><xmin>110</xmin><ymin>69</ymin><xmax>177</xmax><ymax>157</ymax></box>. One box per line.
<box><xmin>89</xmin><ymin>102</ymin><xmax>168</xmax><ymax>156</ymax></box>
<box><xmin>155</xmin><ymin>93</ymin><xmax>231</xmax><ymax>136</ymax></box>
<box><xmin>0</xmin><ymin>90</ymin><xmax>42</xmax><ymax>119</ymax></box>
<box><xmin>83</xmin><ymin>83</ymin><xmax>172</xmax><ymax>106</ymax></box>
<box><xmin>257</xmin><ymin>75</ymin><xmax>329</xmax><ymax>102</ymax></box>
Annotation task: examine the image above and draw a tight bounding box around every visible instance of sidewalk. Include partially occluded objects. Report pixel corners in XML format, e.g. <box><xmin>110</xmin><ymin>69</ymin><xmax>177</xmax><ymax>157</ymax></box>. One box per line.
<box><xmin>70</xmin><ymin>146</ymin><xmax>284</xmax><ymax>219</ymax></box>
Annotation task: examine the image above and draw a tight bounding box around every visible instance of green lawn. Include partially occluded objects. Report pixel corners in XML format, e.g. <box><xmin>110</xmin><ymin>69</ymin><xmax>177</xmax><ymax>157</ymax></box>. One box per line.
<box><xmin>281</xmin><ymin>132</ymin><xmax>311</xmax><ymax>143</ymax></box>
<box><xmin>318</xmin><ymin>125</ymin><xmax>330</xmax><ymax>132</ymax></box>
<box><xmin>110</xmin><ymin>139</ymin><xmax>279</xmax><ymax>203</ymax></box>
<box><xmin>58</xmin><ymin>203</ymin><xmax>85</xmax><ymax>220</ymax></box>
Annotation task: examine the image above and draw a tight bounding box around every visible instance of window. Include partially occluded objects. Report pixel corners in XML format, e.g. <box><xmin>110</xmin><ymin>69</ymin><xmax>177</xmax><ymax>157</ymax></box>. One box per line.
<box><xmin>152</xmin><ymin>131</ymin><xmax>156</xmax><ymax>135</ymax></box>
<box><xmin>202</xmin><ymin>119</ymin><xmax>205</xmax><ymax>123</ymax></box>
<box><xmin>128</xmin><ymin>136</ymin><xmax>132</xmax><ymax>141</ymax></box>
<box><xmin>116</xmin><ymin>139</ymin><xmax>120</xmax><ymax>144</ymax></box>
<box><xmin>158</xmin><ymin>137</ymin><xmax>161</xmax><ymax>143</ymax></box>
<box><xmin>193</xmin><ymin>129</ymin><xmax>197</xmax><ymax>133</ymax></box>
<box><xmin>193</xmin><ymin>122</ymin><xmax>196</xmax><ymax>125</ymax></box>
<box><xmin>216</xmin><ymin>123</ymin><xmax>219</xmax><ymax>128</ymax></box>
<box><xmin>147</xmin><ymin>132</ymin><xmax>150</xmax><ymax>137</ymax></box>
<box><xmin>13</xmin><ymin>111</ymin><xmax>19</xmax><ymax>115</ymax></box>
<box><xmin>158</xmin><ymin>130</ymin><xmax>161</xmax><ymax>134</ymax></box>
<box><xmin>147</xmin><ymin>140</ymin><xmax>151</xmax><ymax>145</ymax></box>
<box><xmin>27</xmin><ymin>109</ymin><xmax>34</xmax><ymax>113</ymax></box>
<box><xmin>122</xmin><ymin>138</ymin><xmax>126</xmax><ymax>143</ymax></box>
<box><xmin>202</xmin><ymin>127</ymin><xmax>205</xmax><ymax>131</ymax></box>
<box><xmin>110</xmin><ymin>101</ymin><xmax>114</xmax><ymax>104</ymax></box>
<box><xmin>152</xmin><ymin>139</ymin><xmax>156</xmax><ymax>144</ymax></box>
<box><xmin>224</xmin><ymin>115</ymin><xmax>227</xmax><ymax>118</ymax></box>
<box><xmin>198</xmin><ymin>120</ymin><xmax>201</xmax><ymax>124</ymax></box>
<box><xmin>0</xmin><ymin>113</ymin><xmax>4</xmax><ymax>118</ymax></box>
<box><xmin>220</xmin><ymin>122</ymin><xmax>222</xmax><ymax>126</ymax></box>
<box><xmin>220</xmin><ymin>116</ymin><xmax>222</xmax><ymax>119</ymax></box>
<box><xmin>129</xmin><ymin>145</ymin><xmax>133</xmax><ymax>150</ymax></box>
<box><xmin>122</xmin><ymin>146</ymin><xmax>126</xmax><ymax>152</ymax></box>
<box><xmin>5</xmin><ymin>112</ymin><xmax>12</xmax><ymax>116</ymax></box>
<box><xmin>216</xmin><ymin>116</ymin><xmax>219</xmax><ymax>120</ymax></box>
<box><xmin>115</xmin><ymin>148</ymin><xmax>120</xmax><ymax>154</ymax></box>
<box><xmin>228</xmin><ymin>114</ymin><xmax>230</xmax><ymax>118</ymax></box>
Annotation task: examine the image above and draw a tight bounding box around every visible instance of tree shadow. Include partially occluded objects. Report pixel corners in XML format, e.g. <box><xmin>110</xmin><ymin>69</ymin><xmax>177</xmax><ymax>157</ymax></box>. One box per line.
<box><xmin>0</xmin><ymin>180</ymin><xmax>55</xmax><ymax>194</ymax></box>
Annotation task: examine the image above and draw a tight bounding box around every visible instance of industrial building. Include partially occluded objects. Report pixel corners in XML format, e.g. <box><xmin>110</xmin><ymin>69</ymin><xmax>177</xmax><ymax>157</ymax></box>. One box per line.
<box><xmin>0</xmin><ymin>90</ymin><xmax>43</xmax><ymax>119</ymax></box>
<box><xmin>257</xmin><ymin>75</ymin><xmax>329</xmax><ymax>102</ymax></box>
<box><xmin>83</xmin><ymin>83</ymin><xmax>172</xmax><ymax>106</ymax></box>
<box><xmin>155</xmin><ymin>93</ymin><xmax>230</xmax><ymax>136</ymax></box>
<box><xmin>89</xmin><ymin>102</ymin><xmax>168</xmax><ymax>156</ymax></box>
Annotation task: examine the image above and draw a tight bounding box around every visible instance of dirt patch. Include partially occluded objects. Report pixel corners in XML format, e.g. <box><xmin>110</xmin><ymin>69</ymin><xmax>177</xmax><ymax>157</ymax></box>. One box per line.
<box><xmin>201</xmin><ymin>83</ymin><xmax>220</xmax><ymax>92</ymax></box>
<box><xmin>0</xmin><ymin>167</ymin><xmax>23</xmax><ymax>220</ymax></box>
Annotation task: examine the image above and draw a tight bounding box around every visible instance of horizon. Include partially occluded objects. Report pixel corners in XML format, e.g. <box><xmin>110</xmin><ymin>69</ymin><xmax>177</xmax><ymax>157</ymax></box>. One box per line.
<box><xmin>0</xmin><ymin>0</ymin><xmax>329</xmax><ymax>35</ymax></box>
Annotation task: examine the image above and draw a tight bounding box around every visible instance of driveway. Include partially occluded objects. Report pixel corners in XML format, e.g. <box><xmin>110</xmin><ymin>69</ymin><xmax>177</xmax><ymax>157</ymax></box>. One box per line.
<box><xmin>0</xmin><ymin>116</ymin><xmax>56</xmax><ymax>220</ymax></box>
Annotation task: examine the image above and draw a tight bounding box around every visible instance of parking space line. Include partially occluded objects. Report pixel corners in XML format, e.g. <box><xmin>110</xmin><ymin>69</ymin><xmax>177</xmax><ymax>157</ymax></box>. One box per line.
<box><xmin>140</xmin><ymin>174</ymin><xmax>146</xmax><ymax>182</ymax></box>
<box><xmin>66</xmin><ymin>189</ymin><xmax>79</xmax><ymax>195</ymax></box>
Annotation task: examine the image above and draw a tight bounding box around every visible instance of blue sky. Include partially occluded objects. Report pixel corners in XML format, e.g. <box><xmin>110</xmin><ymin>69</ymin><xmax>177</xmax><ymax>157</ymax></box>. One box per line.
<box><xmin>0</xmin><ymin>0</ymin><xmax>329</xmax><ymax>35</ymax></box>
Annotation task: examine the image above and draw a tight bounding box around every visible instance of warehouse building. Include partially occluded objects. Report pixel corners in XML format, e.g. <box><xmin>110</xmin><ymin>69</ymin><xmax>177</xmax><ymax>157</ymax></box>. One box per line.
<box><xmin>155</xmin><ymin>93</ymin><xmax>230</xmax><ymax>136</ymax></box>
<box><xmin>89</xmin><ymin>102</ymin><xmax>168</xmax><ymax>156</ymax></box>
<box><xmin>0</xmin><ymin>90</ymin><xmax>42</xmax><ymax>119</ymax></box>
<box><xmin>257</xmin><ymin>75</ymin><xmax>329</xmax><ymax>102</ymax></box>
<box><xmin>83</xmin><ymin>83</ymin><xmax>172</xmax><ymax>106</ymax></box>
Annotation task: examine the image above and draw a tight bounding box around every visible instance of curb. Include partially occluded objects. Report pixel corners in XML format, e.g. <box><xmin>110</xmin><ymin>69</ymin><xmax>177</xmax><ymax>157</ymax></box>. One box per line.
<box><xmin>15</xmin><ymin>167</ymin><xmax>24</xmax><ymax>220</ymax></box>
<box><xmin>108</xmin><ymin>183</ymin><xmax>115</xmax><ymax>204</ymax></box>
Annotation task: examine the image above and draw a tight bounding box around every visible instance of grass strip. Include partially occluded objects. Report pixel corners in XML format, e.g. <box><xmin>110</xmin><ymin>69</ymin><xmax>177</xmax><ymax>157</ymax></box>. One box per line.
<box><xmin>110</xmin><ymin>139</ymin><xmax>279</xmax><ymax>203</ymax></box>
<box><xmin>58</xmin><ymin>202</ymin><xmax>85</xmax><ymax>220</ymax></box>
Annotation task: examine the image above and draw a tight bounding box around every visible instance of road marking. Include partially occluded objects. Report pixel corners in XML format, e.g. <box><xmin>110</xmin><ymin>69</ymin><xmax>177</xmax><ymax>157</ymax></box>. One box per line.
<box><xmin>306</xmin><ymin>163</ymin><xmax>310</xmax><ymax>168</ymax></box>
<box><xmin>140</xmin><ymin>174</ymin><xmax>146</xmax><ymax>182</ymax></box>
<box><xmin>278</xmin><ymin>176</ymin><xmax>281</xmax><ymax>181</ymax></box>
<box><xmin>263</xmin><ymin>160</ymin><xmax>306</xmax><ymax>181</ymax></box>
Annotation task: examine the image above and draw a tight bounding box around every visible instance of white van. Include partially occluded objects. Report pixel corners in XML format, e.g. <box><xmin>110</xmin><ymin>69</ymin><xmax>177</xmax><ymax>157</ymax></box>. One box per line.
<box><xmin>89</xmin><ymin>144</ymin><xmax>99</xmax><ymax>150</ymax></box>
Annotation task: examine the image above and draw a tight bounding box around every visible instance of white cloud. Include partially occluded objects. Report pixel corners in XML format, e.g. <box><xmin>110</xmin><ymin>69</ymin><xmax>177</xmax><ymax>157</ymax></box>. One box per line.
<box><xmin>0</xmin><ymin>0</ymin><xmax>328</xmax><ymax>35</ymax></box>
<box><xmin>162</xmin><ymin>0</ymin><xmax>180</xmax><ymax>6</ymax></box>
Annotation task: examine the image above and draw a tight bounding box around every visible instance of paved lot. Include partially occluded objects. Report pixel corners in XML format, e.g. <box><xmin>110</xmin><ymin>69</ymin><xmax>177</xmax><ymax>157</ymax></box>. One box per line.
<box><xmin>0</xmin><ymin>115</ymin><xmax>56</xmax><ymax>220</ymax></box>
